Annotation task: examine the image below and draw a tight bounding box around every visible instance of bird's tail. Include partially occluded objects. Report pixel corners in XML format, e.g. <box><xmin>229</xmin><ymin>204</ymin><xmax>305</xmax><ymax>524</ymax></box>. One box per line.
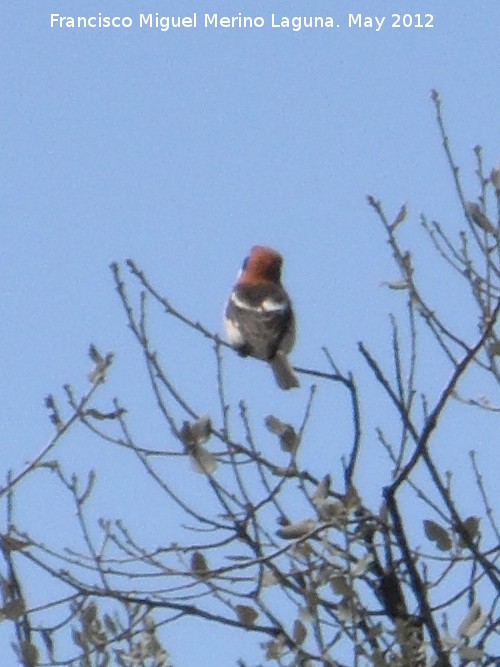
<box><xmin>270</xmin><ymin>352</ymin><xmax>300</xmax><ymax>390</ymax></box>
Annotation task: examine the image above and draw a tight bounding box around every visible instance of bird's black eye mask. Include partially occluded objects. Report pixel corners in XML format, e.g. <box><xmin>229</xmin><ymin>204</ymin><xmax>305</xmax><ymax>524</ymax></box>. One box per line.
<box><xmin>242</xmin><ymin>257</ymin><xmax>249</xmax><ymax>271</ymax></box>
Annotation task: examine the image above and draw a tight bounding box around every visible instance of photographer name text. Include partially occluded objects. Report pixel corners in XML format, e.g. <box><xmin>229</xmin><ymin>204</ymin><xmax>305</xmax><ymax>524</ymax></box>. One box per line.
<box><xmin>49</xmin><ymin>12</ymin><xmax>434</xmax><ymax>33</ymax></box>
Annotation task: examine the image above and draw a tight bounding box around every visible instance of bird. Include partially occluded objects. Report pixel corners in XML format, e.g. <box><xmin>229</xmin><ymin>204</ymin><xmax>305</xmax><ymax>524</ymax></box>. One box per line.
<box><xmin>224</xmin><ymin>245</ymin><xmax>299</xmax><ymax>390</ymax></box>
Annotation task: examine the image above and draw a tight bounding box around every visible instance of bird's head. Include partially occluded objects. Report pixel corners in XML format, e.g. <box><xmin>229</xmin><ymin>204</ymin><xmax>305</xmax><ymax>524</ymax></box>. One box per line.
<box><xmin>237</xmin><ymin>246</ymin><xmax>283</xmax><ymax>285</ymax></box>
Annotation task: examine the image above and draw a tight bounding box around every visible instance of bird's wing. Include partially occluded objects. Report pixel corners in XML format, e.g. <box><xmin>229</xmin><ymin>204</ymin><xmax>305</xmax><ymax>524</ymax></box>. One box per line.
<box><xmin>225</xmin><ymin>284</ymin><xmax>293</xmax><ymax>360</ymax></box>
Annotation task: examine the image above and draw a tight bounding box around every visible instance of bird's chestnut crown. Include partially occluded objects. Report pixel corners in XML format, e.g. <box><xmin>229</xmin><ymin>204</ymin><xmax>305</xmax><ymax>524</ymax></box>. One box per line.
<box><xmin>239</xmin><ymin>246</ymin><xmax>283</xmax><ymax>284</ymax></box>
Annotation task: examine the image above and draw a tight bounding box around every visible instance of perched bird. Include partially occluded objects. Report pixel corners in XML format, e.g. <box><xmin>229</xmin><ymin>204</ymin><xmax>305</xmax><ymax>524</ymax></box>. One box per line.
<box><xmin>225</xmin><ymin>246</ymin><xmax>299</xmax><ymax>390</ymax></box>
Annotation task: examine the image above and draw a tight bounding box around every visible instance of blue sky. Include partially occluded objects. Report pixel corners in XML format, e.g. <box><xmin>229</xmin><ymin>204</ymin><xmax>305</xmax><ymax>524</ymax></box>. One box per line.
<box><xmin>3</xmin><ymin>0</ymin><xmax>500</xmax><ymax>664</ymax></box>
